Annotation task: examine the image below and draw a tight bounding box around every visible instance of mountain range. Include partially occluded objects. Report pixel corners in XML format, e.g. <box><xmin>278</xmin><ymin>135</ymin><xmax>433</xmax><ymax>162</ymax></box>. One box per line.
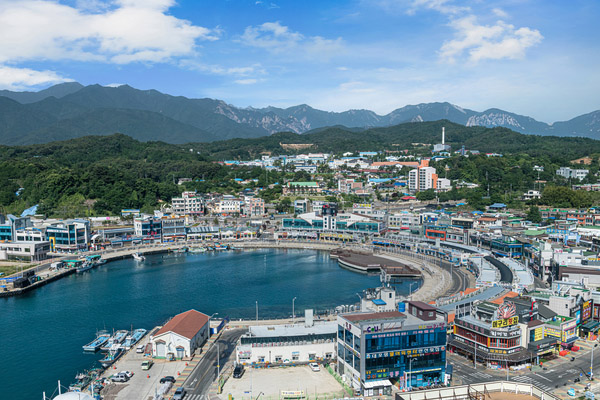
<box><xmin>0</xmin><ymin>82</ymin><xmax>599</xmax><ymax>145</ymax></box>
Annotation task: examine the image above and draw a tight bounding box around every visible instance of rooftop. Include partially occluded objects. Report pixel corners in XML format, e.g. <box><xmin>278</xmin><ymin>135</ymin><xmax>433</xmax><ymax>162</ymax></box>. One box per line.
<box><xmin>154</xmin><ymin>309</ymin><xmax>209</xmax><ymax>340</ymax></box>
<box><xmin>342</xmin><ymin>310</ymin><xmax>406</xmax><ymax>323</ymax></box>
<box><xmin>248</xmin><ymin>321</ymin><xmax>337</xmax><ymax>338</ymax></box>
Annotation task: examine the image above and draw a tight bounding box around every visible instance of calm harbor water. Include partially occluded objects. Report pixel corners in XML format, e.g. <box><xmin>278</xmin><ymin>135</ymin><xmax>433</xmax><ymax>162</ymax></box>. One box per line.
<box><xmin>1</xmin><ymin>248</ymin><xmax>418</xmax><ymax>399</ymax></box>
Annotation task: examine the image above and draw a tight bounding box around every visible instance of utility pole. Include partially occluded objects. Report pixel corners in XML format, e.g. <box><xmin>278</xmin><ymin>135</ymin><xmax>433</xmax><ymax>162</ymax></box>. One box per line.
<box><xmin>292</xmin><ymin>297</ymin><xmax>297</xmax><ymax>323</ymax></box>
<box><xmin>256</xmin><ymin>300</ymin><xmax>258</xmax><ymax>321</ymax></box>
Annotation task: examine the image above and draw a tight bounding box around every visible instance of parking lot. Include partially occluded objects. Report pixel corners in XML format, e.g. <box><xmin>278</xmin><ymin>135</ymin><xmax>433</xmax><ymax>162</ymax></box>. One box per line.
<box><xmin>98</xmin><ymin>342</ymin><xmax>189</xmax><ymax>400</ymax></box>
<box><xmin>222</xmin><ymin>365</ymin><xmax>346</xmax><ymax>400</ymax></box>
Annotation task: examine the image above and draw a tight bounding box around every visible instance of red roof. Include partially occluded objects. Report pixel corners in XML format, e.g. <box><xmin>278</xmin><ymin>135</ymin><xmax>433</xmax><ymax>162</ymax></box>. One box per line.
<box><xmin>154</xmin><ymin>309</ymin><xmax>209</xmax><ymax>340</ymax></box>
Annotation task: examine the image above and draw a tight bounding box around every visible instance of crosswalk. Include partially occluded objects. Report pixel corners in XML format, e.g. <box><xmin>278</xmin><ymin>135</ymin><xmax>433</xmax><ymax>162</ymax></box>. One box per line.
<box><xmin>185</xmin><ymin>394</ymin><xmax>206</xmax><ymax>400</ymax></box>
<box><xmin>509</xmin><ymin>375</ymin><xmax>554</xmax><ymax>392</ymax></box>
<box><xmin>460</xmin><ymin>371</ymin><xmax>493</xmax><ymax>383</ymax></box>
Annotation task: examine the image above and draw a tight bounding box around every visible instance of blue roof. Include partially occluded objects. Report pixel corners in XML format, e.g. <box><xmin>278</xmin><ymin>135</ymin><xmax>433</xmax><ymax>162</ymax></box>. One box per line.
<box><xmin>489</xmin><ymin>203</ymin><xmax>507</xmax><ymax>208</ymax></box>
<box><xmin>370</xmin><ymin>178</ymin><xmax>391</xmax><ymax>183</ymax></box>
<box><xmin>20</xmin><ymin>204</ymin><xmax>38</xmax><ymax>217</ymax></box>
<box><xmin>372</xmin><ymin>299</ymin><xmax>387</xmax><ymax>305</ymax></box>
<box><xmin>234</xmin><ymin>178</ymin><xmax>243</xmax><ymax>181</ymax></box>
<box><xmin>472</xmin><ymin>211</ymin><xmax>483</xmax><ymax>215</ymax></box>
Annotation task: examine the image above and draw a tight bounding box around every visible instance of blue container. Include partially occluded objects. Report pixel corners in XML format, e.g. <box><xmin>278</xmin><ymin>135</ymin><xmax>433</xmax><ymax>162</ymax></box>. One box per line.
<box><xmin>398</xmin><ymin>302</ymin><xmax>406</xmax><ymax>312</ymax></box>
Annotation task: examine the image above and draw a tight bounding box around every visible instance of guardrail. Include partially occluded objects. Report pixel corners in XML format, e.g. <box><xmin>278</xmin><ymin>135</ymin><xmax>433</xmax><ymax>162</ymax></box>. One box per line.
<box><xmin>395</xmin><ymin>381</ymin><xmax>560</xmax><ymax>400</ymax></box>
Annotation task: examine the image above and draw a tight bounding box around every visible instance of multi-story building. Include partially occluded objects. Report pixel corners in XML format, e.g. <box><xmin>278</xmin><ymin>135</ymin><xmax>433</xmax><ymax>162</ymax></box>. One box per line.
<box><xmin>408</xmin><ymin>167</ymin><xmax>438</xmax><ymax>192</ymax></box>
<box><xmin>338</xmin><ymin>179</ymin><xmax>364</xmax><ymax>194</ymax></box>
<box><xmin>388</xmin><ymin>212</ymin><xmax>420</xmax><ymax>231</ymax></box>
<box><xmin>171</xmin><ymin>192</ymin><xmax>204</xmax><ymax>216</ymax></box>
<box><xmin>134</xmin><ymin>216</ymin><xmax>162</xmax><ymax>243</ymax></box>
<box><xmin>281</xmin><ymin>204</ymin><xmax>383</xmax><ymax>240</ymax></box>
<box><xmin>0</xmin><ymin>214</ymin><xmax>32</xmax><ymax>242</ymax></box>
<box><xmin>556</xmin><ymin>167</ymin><xmax>589</xmax><ymax>180</ymax></box>
<box><xmin>161</xmin><ymin>216</ymin><xmax>186</xmax><ymax>242</ymax></box>
<box><xmin>337</xmin><ymin>302</ymin><xmax>447</xmax><ymax>395</ymax></box>
<box><xmin>214</xmin><ymin>198</ymin><xmax>243</xmax><ymax>215</ymax></box>
<box><xmin>44</xmin><ymin>219</ymin><xmax>90</xmax><ymax>251</ymax></box>
<box><xmin>242</xmin><ymin>197</ymin><xmax>265</xmax><ymax>217</ymax></box>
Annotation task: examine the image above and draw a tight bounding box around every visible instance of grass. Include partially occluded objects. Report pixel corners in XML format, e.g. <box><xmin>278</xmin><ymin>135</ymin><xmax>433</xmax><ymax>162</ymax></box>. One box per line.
<box><xmin>0</xmin><ymin>263</ymin><xmax>30</xmax><ymax>278</ymax></box>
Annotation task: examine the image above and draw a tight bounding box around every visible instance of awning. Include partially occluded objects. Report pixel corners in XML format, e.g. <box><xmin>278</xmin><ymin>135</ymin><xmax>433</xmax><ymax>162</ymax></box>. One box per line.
<box><xmin>363</xmin><ymin>379</ymin><xmax>393</xmax><ymax>389</ymax></box>
<box><xmin>581</xmin><ymin>321</ymin><xmax>600</xmax><ymax>332</ymax></box>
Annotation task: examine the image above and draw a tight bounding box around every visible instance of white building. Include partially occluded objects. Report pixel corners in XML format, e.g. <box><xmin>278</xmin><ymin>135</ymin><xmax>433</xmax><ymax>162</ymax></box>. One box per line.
<box><xmin>436</xmin><ymin>178</ymin><xmax>451</xmax><ymax>192</ymax></box>
<box><xmin>215</xmin><ymin>198</ymin><xmax>243</xmax><ymax>215</ymax></box>
<box><xmin>388</xmin><ymin>212</ymin><xmax>419</xmax><ymax>230</ymax></box>
<box><xmin>236</xmin><ymin>317</ymin><xmax>337</xmax><ymax>364</ymax></box>
<box><xmin>242</xmin><ymin>197</ymin><xmax>265</xmax><ymax>217</ymax></box>
<box><xmin>408</xmin><ymin>167</ymin><xmax>437</xmax><ymax>192</ymax></box>
<box><xmin>556</xmin><ymin>167</ymin><xmax>589</xmax><ymax>180</ymax></box>
<box><xmin>171</xmin><ymin>192</ymin><xmax>204</xmax><ymax>216</ymax></box>
<box><xmin>152</xmin><ymin>309</ymin><xmax>210</xmax><ymax>359</ymax></box>
<box><xmin>522</xmin><ymin>190</ymin><xmax>541</xmax><ymax>200</ymax></box>
<box><xmin>0</xmin><ymin>241</ymin><xmax>50</xmax><ymax>261</ymax></box>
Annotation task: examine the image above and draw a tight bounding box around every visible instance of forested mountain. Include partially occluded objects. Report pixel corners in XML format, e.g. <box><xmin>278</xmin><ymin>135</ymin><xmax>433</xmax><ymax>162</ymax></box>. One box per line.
<box><xmin>0</xmin><ymin>83</ymin><xmax>599</xmax><ymax>145</ymax></box>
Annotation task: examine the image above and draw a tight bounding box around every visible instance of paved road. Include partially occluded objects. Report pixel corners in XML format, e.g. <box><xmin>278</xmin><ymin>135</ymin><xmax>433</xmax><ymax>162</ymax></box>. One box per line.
<box><xmin>185</xmin><ymin>329</ymin><xmax>246</xmax><ymax>397</ymax></box>
<box><xmin>450</xmin><ymin>342</ymin><xmax>600</xmax><ymax>393</ymax></box>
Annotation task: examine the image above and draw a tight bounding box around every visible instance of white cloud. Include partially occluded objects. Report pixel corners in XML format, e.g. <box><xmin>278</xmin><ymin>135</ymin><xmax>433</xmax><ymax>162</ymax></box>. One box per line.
<box><xmin>234</xmin><ymin>79</ymin><xmax>259</xmax><ymax>85</ymax></box>
<box><xmin>0</xmin><ymin>0</ymin><xmax>217</xmax><ymax>65</ymax></box>
<box><xmin>180</xmin><ymin>61</ymin><xmax>266</xmax><ymax>78</ymax></box>
<box><xmin>492</xmin><ymin>7</ymin><xmax>508</xmax><ymax>18</ymax></box>
<box><xmin>0</xmin><ymin>65</ymin><xmax>72</xmax><ymax>90</ymax></box>
<box><xmin>440</xmin><ymin>16</ymin><xmax>543</xmax><ymax>62</ymax></box>
<box><xmin>240</xmin><ymin>21</ymin><xmax>344</xmax><ymax>59</ymax></box>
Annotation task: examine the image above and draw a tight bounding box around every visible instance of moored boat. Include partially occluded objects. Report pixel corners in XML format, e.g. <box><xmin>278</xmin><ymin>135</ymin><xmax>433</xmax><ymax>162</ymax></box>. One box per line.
<box><xmin>132</xmin><ymin>252</ymin><xmax>145</xmax><ymax>261</ymax></box>
<box><xmin>188</xmin><ymin>247</ymin><xmax>207</xmax><ymax>253</ymax></box>
<box><xmin>76</xmin><ymin>261</ymin><xmax>93</xmax><ymax>273</ymax></box>
<box><xmin>99</xmin><ymin>347</ymin><xmax>123</xmax><ymax>368</ymax></box>
<box><xmin>82</xmin><ymin>331</ymin><xmax>110</xmax><ymax>352</ymax></box>
<box><xmin>123</xmin><ymin>328</ymin><xmax>146</xmax><ymax>349</ymax></box>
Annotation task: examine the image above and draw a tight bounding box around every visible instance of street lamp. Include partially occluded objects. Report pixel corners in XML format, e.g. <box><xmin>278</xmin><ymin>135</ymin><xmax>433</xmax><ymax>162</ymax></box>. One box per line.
<box><xmin>408</xmin><ymin>357</ymin><xmax>414</xmax><ymax>390</ymax></box>
<box><xmin>292</xmin><ymin>297</ymin><xmax>297</xmax><ymax>323</ymax></box>
<box><xmin>409</xmin><ymin>282</ymin><xmax>415</xmax><ymax>300</ymax></box>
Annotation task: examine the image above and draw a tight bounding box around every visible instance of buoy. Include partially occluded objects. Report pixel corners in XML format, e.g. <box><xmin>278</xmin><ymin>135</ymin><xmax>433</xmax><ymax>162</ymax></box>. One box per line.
<box><xmin>113</xmin><ymin>366</ymin><xmax>117</xmax><ymax>369</ymax></box>
<box><xmin>147</xmin><ymin>374</ymin><xmax>150</xmax><ymax>378</ymax></box>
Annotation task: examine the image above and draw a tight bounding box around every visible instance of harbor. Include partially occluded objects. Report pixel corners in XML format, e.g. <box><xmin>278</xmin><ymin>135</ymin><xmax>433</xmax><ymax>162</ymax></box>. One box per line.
<box><xmin>1</xmin><ymin>248</ymin><xmax>390</xmax><ymax>400</ymax></box>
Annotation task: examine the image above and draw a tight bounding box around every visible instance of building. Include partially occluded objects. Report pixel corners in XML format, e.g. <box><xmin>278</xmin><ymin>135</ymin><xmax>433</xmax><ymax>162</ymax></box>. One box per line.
<box><xmin>242</xmin><ymin>197</ymin><xmax>265</xmax><ymax>217</ymax></box>
<box><xmin>0</xmin><ymin>214</ymin><xmax>32</xmax><ymax>242</ymax></box>
<box><xmin>0</xmin><ymin>241</ymin><xmax>50</xmax><ymax>261</ymax></box>
<box><xmin>45</xmin><ymin>219</ymin><xmax>90</xmax><ymax>252</ymax></box>
<box><xmin>556</xmin><ymin>167</ymin><xmax>589</xmax><ymax>180</ymax></box>
<box><xmin>337</xmin><ymin>302</ymin><xmax>447</xmax><ymax>395</ymax></box>
<box><xmin>171</xmin><ymin>192</ymin><xmax>204</xmax><ymax>216</ymax></box>
<box><xmin>281</xmin><ymin>204</ymin><xmax>382</xmax><ymax>240</ymax></box>
<box><xmin>236</xmin><ymin>316</ymin><xmax>337</xmax><ymax>364</ymax></box>
<box><xmin>522</xmin><ymin>190</ymin><xmax>541</xmax><ymax>201</ymax></box>
<box><xmin>151</xmin><ymin>309</ymin><xmax>210</xmax><ymax>359</ymax></box>
<box><xmin>408</xmin><ymin>167</ymin><xmax>438</xmax><ymax>192</ymax></box>
<box><xmin>436</xmin><ymin>178</ymin><xmax>451</xmax><ymax>192</ymax></box>
<box><xmin>338</xmin><ymin>179</ymin><xmax>364</xmax><ymax>194</ymax></box>
<box><xmin>214</xmin><ymin>198</ymin><xmax>243</xmax><ymax>215</ymax></box>
<box><xmin>432</xmin><ymin>127</ymin><xmax>451</xmax><ymax>153</ymax></box>
<box><xmin>134</xmin><ymin>216</ymin><xmax>162</xmax><ymax>243</ymax></box>
<box><xmin>161</xmin><ymin>216</ymin><xmax>186</xmax><ymax>242</ymax></box>
<box><xmin>283</xmin><ymin>181</ymin><xmax>322</xmax><ymax>195</ymax></box>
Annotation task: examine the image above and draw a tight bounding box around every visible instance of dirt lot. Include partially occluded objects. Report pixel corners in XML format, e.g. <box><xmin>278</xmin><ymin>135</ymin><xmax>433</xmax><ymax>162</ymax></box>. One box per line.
<box><xmin>222</xmin><ymin>365</ymin><xmax>346</xmax><ymax>400</ymax></box>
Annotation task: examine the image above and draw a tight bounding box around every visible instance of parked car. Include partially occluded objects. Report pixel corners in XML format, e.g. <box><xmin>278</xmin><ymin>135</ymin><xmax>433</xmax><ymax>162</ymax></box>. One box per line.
<box><xmin>309</xmin><ymin>362</ymin><xmax>320</xmax><ymax>372</ymax></box>
<box><xmin>160</xmin><ymin>376</ymin><xmax>176</xmax><ymax>384</ymax></box>
<box><xmin>141</xmin><ymin>360</ymin><xmax>153</xmax><ymax>370</ymax></box>
<box><xmin>233</xmin><ymin>364</ymin><xmax>245</xmax><ymax>378</ymax></box>
<box><xmin>173</xmin><ymin>387</ymin><xmax>187</xmax><ymax>400</ymax></box>
<box><xmin>136</xmin><ymin>344</ymin><xmax>145</xmax><ymax>353</ymax></box>
<box><xmin>111</xmin><ymin>373</ymin><xmax>129</xmax><ymax>383</ymax></box>
<box><xmin>120</xmin><ymin>371</ymin><xmax>134</xmax><ymax>378</ymax></box>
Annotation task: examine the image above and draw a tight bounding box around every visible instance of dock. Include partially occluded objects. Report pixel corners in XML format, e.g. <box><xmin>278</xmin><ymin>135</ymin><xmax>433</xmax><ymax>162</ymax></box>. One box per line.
<box><xmin>333</xmin><ymin>250</ymin><xmax>422</xmax><ymax>277</ymax></box>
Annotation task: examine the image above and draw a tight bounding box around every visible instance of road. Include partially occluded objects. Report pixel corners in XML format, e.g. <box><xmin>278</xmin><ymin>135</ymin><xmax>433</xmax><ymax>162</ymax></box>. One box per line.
<box><xmin>450</xmin><ymin>342</ymin><xmax>600</xmax><ymax>393</ymax></box>
<box><xmin>184</xmin><ymin>329</ymin><xmax>246</xmax><ymax>397</ymax></box>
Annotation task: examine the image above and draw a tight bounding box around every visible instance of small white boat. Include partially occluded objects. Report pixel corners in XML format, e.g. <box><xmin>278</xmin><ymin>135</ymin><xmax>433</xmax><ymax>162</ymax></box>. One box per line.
<box><xmin>132</xmin><ymin>252</ymin><xmax>145</xmax><ymax>261</ymax></box>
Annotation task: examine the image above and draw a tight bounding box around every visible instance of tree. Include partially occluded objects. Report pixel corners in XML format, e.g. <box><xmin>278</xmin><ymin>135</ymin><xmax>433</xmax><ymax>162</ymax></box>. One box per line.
<box><xmin>416</xmin><ymin>189</ymin><xmax>436</xmax><ymax>201</ymax></box>
<box><xmin>527</xmin><ymin>205</ymin><xmax>542</xmax><ymax>223</ymax></box>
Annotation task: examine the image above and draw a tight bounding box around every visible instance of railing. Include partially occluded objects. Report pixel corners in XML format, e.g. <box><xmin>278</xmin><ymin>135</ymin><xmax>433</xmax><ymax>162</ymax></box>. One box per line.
<box><xmin>395</xmin><ymin>381</ymin><xmax>560</xmax><ymax>400</ymax></box>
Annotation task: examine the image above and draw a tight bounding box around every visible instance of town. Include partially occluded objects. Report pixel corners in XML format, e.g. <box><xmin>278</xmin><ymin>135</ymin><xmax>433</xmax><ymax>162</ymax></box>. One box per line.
<box><xmin>2</xmin><ymin>129</ymin><xmax>600</xmax><ymax>400</ymax></box>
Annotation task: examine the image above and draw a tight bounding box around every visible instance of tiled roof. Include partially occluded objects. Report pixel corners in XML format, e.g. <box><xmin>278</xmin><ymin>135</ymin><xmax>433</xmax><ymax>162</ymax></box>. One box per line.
<box><xmin>154</xmin><ymin>309</ymin><xmax>209</xmax><ymax>340</ymax></box>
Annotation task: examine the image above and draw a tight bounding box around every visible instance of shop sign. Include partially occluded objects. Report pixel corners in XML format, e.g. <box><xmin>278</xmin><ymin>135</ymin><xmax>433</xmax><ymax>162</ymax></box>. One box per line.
<box><xmin>582</xmin><ymin>300</ymin><xmax>593</xmax><ymax>324</ymax></box>
<box><xmin>491</xmin><ymin>316</ymin><xmax>519</xmax><ymax>329</ymax></box>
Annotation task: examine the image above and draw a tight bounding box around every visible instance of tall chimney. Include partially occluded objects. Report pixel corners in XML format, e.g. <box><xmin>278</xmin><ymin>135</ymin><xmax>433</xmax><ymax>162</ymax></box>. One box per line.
<box><xmin>442</xmin><ymin>127</ymin><xmax>445</xmax><ymax>145</ymax></box>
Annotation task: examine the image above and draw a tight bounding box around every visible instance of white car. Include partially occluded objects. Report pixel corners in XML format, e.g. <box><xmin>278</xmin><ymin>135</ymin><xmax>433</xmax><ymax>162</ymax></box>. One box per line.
<box><xmin>120</xmin><ymin>371</ymin><xmax>134</xmax><ymax>378</ymax></box>
<box><xmin>136</xmin><ymin>344</ymin><xmax>145</xmax><ymax>353</ymax></box>
<box><xmin>309</xmin><ymin>363</ymin><xmax>320</xmax><ymax>372</ymax></box>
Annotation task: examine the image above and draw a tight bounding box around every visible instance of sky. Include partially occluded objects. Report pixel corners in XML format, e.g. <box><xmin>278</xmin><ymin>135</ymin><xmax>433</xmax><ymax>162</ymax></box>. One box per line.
<box><xmin>0</xmin><ymin>0</ymin><xmax>598</xmax><ymax>122</ymax></box>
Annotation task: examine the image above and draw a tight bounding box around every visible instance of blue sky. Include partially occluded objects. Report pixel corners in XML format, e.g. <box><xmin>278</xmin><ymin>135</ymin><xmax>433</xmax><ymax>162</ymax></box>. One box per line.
<box><xmin>0</xmin><ymin>0</ymin><xmax>598</xmax><ymax>122</ymax></box>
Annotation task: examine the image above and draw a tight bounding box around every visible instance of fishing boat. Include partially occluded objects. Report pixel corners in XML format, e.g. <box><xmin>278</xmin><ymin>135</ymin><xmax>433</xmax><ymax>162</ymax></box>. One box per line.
<box><xmin>82</xmin><ymin>331</ymin><xmax>110</xmax><ymax>352</ymax></box>
<box><xmin>123</xmin><ymin>328</ymin><xmax>147</xmax><ymax>349</ymax></box>
<box><xmin>99</xmin><ymin>347</ymin><xmax>123</xmax><ymax>368</ymax></box>
<box><xmin>68</xmin><ymin>371</ymin><xmax>91</xmax><ymax>392</ymax></box>
<box><xmin>100</xmin><ymin>330</ymin><xmax>128</xmax><ymax>351</ymax></box>
<box><xmin>188</xmin><ymin>247</ymin><xmax>207</xmax><ymax>253</ymax></box>
<box><xmin>173</xmin><ymin>247</ymin><xmax>188</xmax><ymax>254</ymax></box>
<box><xmin>76</xmin><ymin>261</ymin><xmax>93</xmax><ymax>273</ymax></box>
<box><xmin>132</xmin><ymin>252</ymin><xmax>145</xmax><ymax>261</ymax></box>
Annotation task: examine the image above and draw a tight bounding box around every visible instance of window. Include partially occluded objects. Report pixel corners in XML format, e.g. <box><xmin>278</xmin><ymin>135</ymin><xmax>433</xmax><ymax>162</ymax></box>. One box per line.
<box><xmin>292</xmin><ymin>354</ymin><xmax>299</xmax><ymax>361</ymax></box>
<box><xmin>275</xmin><ymin>355</ymin><xmax>282</xmax><ymax>362</ymax></box>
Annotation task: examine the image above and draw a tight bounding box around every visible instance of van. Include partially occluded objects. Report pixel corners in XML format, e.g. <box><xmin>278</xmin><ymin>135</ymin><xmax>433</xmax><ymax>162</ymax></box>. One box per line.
<box><xmin>136</xmin><ymin>344</ymin><xmax>145</xmax><ymax>353</ymax></box>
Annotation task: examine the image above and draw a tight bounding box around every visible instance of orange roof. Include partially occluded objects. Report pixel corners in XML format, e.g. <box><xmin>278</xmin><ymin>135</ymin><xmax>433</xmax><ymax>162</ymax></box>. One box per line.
<box><xmin>372</xmin><ymin>161</ymin><xmax>400</xmax><ymax>167</ymax></box>
<box><xmin>490</xmin><ymin>291</ymin><xmax>519</xmax><ymax>305</ymax></box>
<box><xmin>461</xmin><ymin>287</ymin><xmax>478</xmax><ymax>296</ymax></box>
<box><xmin>447</xmin><ymin>312</ymin><xmax>456</xmax><ymax>324</ymax></box>
<box><xmin>154</xmin><ymin>309</ymin><xmax>209</xmax><ymax>340</ymax></box>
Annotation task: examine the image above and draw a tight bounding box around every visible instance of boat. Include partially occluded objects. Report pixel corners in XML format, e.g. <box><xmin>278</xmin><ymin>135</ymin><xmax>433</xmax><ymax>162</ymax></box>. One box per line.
<box><xmin>76</xmin><ymin>261</ymin><xmax>93</xmax><ymax>273</ymax></box>
<box><xmin>173</xmin><ymin>247</ymin><xmax>188</xmax><ymax>254</ymax></box>
<box><xmin>188</xmin><ymin>247</ymin><xmax>207</xmax><ymax>253</ymax></box>
<box><xmin>82</xmin><ymin>331</ymin><xmax>110</xmax><ymax>352</ymax></box>
<box><xmin>100</xmin><ymin>330</ymin><xmax>128</xmax><ymax>350</ymax></box>
<box><xmin>132</xmin><ymin>252</ymin><xmax>145</xmax><ymax>261</ymax></box>
<box><xmin>123</xmin><ymin>328</ymin><xmax>147</xmax><ymax>349</ymax></box>
<box><xmin>99</xmin><ymin>347</ymin><xmax>123</xmax><ymax>368</ymax></box>
<box><xmin>68</xmin><ymin>371</ymin><xmax>91</xmax><ymax>392</ymax></box>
